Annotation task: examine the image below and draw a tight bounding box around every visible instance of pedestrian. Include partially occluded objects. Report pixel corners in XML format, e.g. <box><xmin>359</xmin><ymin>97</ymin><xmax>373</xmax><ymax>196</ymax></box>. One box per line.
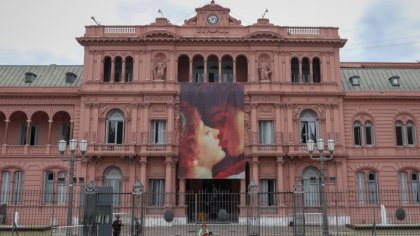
<box><xmin>197</xmin><ymin>223</ymin><xmax>212</xmax><ymax>236</ymax></box>
<box><xmin>112</xmin><ymin>214</ymin><xmax>122</xmax><ymax>236</ymax></box>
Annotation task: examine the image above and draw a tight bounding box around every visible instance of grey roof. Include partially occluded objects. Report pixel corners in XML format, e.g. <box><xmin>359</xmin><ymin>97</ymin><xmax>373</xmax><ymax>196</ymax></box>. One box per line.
<box><xmin>0</xmin><ymin>65</ymin><xmax>83</xmax><ymax>87</ymax></box>
<box><xmin>341</xmin><ymin>68</ymin><xmax>420</xmax><ymax>91</ymax></box>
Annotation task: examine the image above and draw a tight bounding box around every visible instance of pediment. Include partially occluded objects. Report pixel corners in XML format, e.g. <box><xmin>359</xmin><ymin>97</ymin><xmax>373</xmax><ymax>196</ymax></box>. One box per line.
<box><xmin>244</xmin><ymin>31</ymin><xmax>283</xmax><ymax>40</ymax></box>
<box><xmin>142</xmin><ymin>30</ymin><xmax>179</xmax><ymax>39</ymax></box>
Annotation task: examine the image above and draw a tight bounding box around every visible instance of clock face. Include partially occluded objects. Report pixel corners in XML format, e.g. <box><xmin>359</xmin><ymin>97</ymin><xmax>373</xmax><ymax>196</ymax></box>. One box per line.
<box><xmin>207</xmin><ymin>14</ymin><xmax>219</xmax><ymax>25</ymax></box>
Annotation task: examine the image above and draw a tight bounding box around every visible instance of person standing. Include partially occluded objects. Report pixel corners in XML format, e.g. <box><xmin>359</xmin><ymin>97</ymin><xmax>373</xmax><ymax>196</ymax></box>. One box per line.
<box><xmin>112</xmin><ymin>214</ymin><xmax>122</xmax><ymax>236</ymax></box>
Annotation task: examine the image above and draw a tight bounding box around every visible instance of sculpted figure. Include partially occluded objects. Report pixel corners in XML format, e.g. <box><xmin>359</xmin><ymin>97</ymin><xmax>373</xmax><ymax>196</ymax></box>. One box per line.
<box><xmin>258</xmin><ymin>58</ymin><xmax>272</xmax><ymax>81</ymax></box>
<box><xmin>153</xmin><ymin>57</ymin><xmax>166</xmax><ymax>80</ymax></box>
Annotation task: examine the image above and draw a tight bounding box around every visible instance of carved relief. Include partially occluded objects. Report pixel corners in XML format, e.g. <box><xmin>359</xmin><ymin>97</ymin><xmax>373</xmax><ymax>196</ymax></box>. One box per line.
<box><xmin>258</xmin><ymin>105</ymin><xmax>273</xmax><ymax>115</ymax></box>
<box><xmin>151</xmin><ymin>104</ymin><xmax>167</xmax><ymax>115</ymax></box>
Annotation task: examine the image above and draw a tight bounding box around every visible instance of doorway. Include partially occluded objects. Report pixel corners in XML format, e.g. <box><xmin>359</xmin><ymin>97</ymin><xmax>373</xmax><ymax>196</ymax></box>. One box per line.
<box><xmin>185</xmin><ymin>179</ymin><xmax>240</xmax><ymax>223</ymax></box>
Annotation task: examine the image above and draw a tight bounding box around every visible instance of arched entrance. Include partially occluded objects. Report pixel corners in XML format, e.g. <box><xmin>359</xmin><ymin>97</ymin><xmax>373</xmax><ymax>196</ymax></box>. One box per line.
<box><xmin>302</xmin><ymin>166</ymin><xmax>320</xmax><ymax>206</ymax></box>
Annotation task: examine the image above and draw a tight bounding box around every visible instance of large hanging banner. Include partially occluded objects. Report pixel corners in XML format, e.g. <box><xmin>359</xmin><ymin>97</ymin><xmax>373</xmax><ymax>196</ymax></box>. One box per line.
<box><xmin>178</xmin><ymin>83</ymin><xmax>245</xmax><ymax>179</ymax></box>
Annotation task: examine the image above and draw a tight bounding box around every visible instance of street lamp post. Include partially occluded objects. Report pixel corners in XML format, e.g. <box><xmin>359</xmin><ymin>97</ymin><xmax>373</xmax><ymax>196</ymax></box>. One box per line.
<box><xmin>58</xmin><ymin>139</ymin><xmax>88</xmax><ymax>234</ymax></box>
<box><xmin>306</xmin><ymin>138</ymin><xmax>334</xmax><ymax>236</ymax></box>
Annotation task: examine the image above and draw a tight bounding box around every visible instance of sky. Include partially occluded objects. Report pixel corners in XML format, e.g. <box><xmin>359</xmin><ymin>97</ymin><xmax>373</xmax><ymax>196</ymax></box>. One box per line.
<box><xmin>0</xmin><ymin>0</ymin><xmax>419</xmax><ymax>65</ymax></box>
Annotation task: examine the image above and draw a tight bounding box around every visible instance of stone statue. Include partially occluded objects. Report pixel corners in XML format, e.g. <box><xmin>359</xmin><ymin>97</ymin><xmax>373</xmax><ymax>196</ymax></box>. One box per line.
<box><xmin>258</xmin><ymin>58</ymin><xmax>272</xmax><ymax>81</ymax></box>
<box><xmin>153</xmin><ymin>57</ymin><xmax>166</xmax><ymax>80</ymax></box>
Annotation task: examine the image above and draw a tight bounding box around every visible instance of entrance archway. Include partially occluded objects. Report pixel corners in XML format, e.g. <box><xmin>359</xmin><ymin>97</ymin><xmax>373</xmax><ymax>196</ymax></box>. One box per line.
<box><xmin>302</xmin><ymin>166</ymin><xmax>320</xmax><ymax>206</ymax></box>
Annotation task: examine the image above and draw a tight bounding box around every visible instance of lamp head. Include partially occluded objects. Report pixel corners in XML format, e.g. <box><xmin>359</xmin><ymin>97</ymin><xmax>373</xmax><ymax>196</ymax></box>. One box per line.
<box><xmin>306</xmin><ymin>139</ymin><xmax>315</xmax><ymax>153</ymax></box>
<box><xmin>317</xmin><ymin>139</ymin><xmax>324</xmax><ymax>152</ymax></box>
<box><xmin>327</xmin><ymin>139</ymin><xmax>335</xmax><ymax>152</ymax></box>
<box><xmin>79</xmin><ymin>140</ymin><xmax>88</xmax><ymax>155</ymax></box>
<box><xmin>69</xmin><ymin>139</ymin><xmax>77</xmax><ymax>152</ymax></box>
<box><xmin>58</xmin><ymin>140</ymin><xmax>66</xmax><ymax>155</ymax></box>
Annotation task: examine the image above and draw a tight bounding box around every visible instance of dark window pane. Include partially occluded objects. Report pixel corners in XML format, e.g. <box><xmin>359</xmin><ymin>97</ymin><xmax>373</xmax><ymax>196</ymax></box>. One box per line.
<box><xmin>407</xmin><ymin>126</ymin><xmax>415</xmax><ymax>145</ymax></box>
<box><xmin>354</xmin><ymin>126</ymin><xmax>361</xmax><ymax>145</ymax></box>
<box><xmin>116</xmin><ymin>121</ymin><xmax>124</xmax><ymax>144</ymax></box>
<box><xmin>396</xmin><ymin>126</ymin><xmax>403</xmax><ymax>146</ymax></box>
<box><xmin>365</xmin><ymin>126</ymin><xmax>373</xmax><ymax>145</ymax></box>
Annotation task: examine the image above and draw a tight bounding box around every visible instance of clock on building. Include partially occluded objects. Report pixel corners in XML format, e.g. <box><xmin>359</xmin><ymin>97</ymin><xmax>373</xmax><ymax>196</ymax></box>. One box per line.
<box><xmin>207</xmin><ymin>14</ymin><xmax>219</xmax><ymax>25</ymax></box>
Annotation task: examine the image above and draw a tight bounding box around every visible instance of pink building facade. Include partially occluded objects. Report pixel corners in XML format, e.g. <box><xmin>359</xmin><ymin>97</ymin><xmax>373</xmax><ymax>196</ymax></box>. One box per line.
<box><xmin>1</xmin><ymin>1</ymin><xmax>420</xmax><ymax>224</ymax></box>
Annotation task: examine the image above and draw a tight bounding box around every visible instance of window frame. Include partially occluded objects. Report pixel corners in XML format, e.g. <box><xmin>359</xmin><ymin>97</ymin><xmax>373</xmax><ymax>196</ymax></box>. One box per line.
<box><xmin>258</xmin><ymin>120</ymin><xmax>274</xmax><ymax>145</ymax></box>
<box><xmin>151</xmin><ymin>120</ymin><xmax>166</xmax><ymax>144</ymax></box>
<box><xmin>259</xmin><ymin>179</ymin><xmax>276</xmax><ymax>206</ymax></box>
<box><xmin>356</xmin><ymin>171</ymin><xmax>379</xmax><ymax>205</ymax></box>
<box><xmin>395</xmin><ymin>120</ymin><xmax>416</xmax><ymax>146</ymax></box>
<box><xmin>300</xmin><ymin>110</ymin><xmax>318</xmax><ymax>144</ymax></box>
<box><xmin>149</xmin><ymin>179</ymin><xmax>165</xmax><ymax>207</ymax></box>
<box><xmin>106</xmin><ymin>109</ymin><xmax>125</xmax><ymax>144</ymax></box>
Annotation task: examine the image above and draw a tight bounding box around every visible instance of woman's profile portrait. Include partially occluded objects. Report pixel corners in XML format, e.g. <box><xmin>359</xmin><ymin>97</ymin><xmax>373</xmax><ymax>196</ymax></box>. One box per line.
<box><xmin>178</xmin><ymin>103</ymin><xmax>225</xmax><ymax>178</ymax></box>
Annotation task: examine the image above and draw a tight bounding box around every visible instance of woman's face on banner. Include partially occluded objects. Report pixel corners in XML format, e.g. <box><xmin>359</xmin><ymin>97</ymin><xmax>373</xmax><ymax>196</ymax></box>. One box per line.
<box><xmin>196</xmin><ymin>121</ymin><xmax>225</xmax><ymax>167</ymax></box>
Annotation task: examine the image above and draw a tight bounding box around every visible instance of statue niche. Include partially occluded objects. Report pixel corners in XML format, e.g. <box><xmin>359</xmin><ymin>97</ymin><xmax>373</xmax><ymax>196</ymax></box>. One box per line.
<box><xmin>152</xmin><ymin>55</ymin><xmax>167</xmax><ymax>80</ymax></box>
<box><xmin>258</xmin><ymin>57</ymin><xmax>272</xmax><ymax>81</ymax></box>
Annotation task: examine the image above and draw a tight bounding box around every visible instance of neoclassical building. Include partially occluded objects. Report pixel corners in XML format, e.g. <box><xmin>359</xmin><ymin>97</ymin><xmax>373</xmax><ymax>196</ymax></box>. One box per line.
<box><xmin>1</xmin><ymin>1</ymin><xmax>420</xmax><ymax>224</ymax></box>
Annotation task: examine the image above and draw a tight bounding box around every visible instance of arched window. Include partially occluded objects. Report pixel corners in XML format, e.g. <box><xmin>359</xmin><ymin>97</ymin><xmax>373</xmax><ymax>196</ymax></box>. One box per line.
<box><xmin>106</xmin><ymin>109</ymin><xmax>125</xmax><ymax>144</ymax></box>
<box><xmin>356</xmin><ymin>171</ymin><xmax>378</xmax><ymax>205</ymax></box>
<box><xmin>114</xmin><ymin>57</ymin><xmax>122</xmax><ymax>82</ymax></box>
<box><xmin>104</xmin><ymin>166</ymin><xmax>123</xmax><ymax>205</ymax></box>
<box><xmin>125</xmin><ymin>56</ymin><xmax>133</xmax><ymax>82</ymax></box>
<box><xmin>177</xmin><ymin>55</ymin><xmax>190</xmax><ymax>82</ymax></box>
<box><xmin>236</xmin><ymin>55</ymin><xmax>248</xmax><ymax>83</ymax></box>
<box><xmin>312</xmin><ymin>57</ymin><xmax>321</xmax><ymax>83</ymax></box>
<box><xmin>221</xmin><ymin>55</ymin><xmax>233</xmax><ymax>83</ymax></box>
<box><xmin>192</xmin><ymin>55</ymin><xmax>204</xmax><ymax>83</ymax></box>
<box><xmin>43</xmin><ymin>170</ymin><xmax>64</xmax><ymax>204</ymax></box>
<box><xmin>291</xmin><ymin>57</ymin><xmax>299</xmax><ymax>83</ymax></box>
<box><xmin>353</xmin><ymin>120</ymin><xmax>375</xmax><ymax>146</ymax></box>
<box><xmin>103</xmin><ymin>57</ymin><xmax>112</xmax><ymax>82</ymax></box>
<box><xmin>396</xmin><ymin>120</ymin><xmax>416</xmax><ymax>146</ymax></box>
<box><xmin>1</xmin><ymin>171</ymin><xmax>23</xmax><ymax>204</ymax></box>
<box><xmin>300</xmin><ymin>110</ymin><xmax>318</xmax><ymax>144</ymax></box>
<box><xmin>400</xmin><ymin>171</ymin><xmax>420</xmax><ymax>203</ymax></box>
<box><xmin>207</xmin><ymin>55</ymin><xmax>219</xmax><ymax>82</ymax></box>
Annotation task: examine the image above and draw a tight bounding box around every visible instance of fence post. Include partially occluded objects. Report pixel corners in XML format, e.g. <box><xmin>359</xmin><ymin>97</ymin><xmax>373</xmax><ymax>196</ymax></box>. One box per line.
<box><xmin>247</xmin><ymin>180</ymin><xmax>260</xmax><ymax>236</ymax></box>
<box><xmin>293</xmin><ymin>180</ymin><xmax>305</xmax><ymax>236</ymax></box>
<box><xmin>132</xmin><ymin>179</ymin><xmax>145</xmax><ymax>236</ymax></box>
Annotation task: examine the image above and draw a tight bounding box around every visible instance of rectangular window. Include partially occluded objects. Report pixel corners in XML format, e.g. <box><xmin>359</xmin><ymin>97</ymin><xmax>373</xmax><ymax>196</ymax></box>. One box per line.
<box><xmin>151</xmin><ymin>120</ymin><xmax>166</xmax><ymax>144</ymax></box>
<box><xmin>149</xmin><ymin>179</ymin><xmax>165</xmax><ymax>206</ymax></box>
<box><xmin>43</xmin><ymin>172</ymin><xmax>54</xmax><ymax>204</ymax></box>
<box><xmin>365</xmin><ymin>125</ymin><xmax>374</xmax><ymax>145</ymax></box>
<box><xmin>1</xmin><ymin>172</ymin><xmax>10</xmax><ymax>203</ymax></box>
<box><xmin>396</xmin><ymin>125</ymin><xmax>403</xmax><ymax>146</ymax></box>
<box><xmin>29</xmin><ymin>126</ymin><xmax>38</xmax><ymax>146</ymax></box>
<box><xmin>354</xmin><ymin>125</ymin><xmax>361</xmax><ymax>146</ymax></box>
<box><xmin>259</xmin><ymin>121</ymin><xmax>274</xmax><ymax>144</ymax></box>
<box><xmin>260</xmin><ymin>179</ymin><xmax>276</xmax><ymax>206</ymax></box>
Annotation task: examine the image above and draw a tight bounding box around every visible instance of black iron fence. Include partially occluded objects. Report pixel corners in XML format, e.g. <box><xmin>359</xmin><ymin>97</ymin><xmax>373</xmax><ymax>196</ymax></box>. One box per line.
<box><xmin>0</xmin><ymin>189</ymin><xmax>420</xmax><ymax>235</ymax></box>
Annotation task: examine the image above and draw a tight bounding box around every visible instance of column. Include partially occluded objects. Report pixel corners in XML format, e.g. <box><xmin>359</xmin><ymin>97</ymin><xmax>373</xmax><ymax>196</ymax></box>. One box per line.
<box><xmin>179</xmin><ymin>179</ymin><xmax>185</xmax><ymax>206</ymax></box>
<box><xmin>167</xmin><ymin>104</ymin><xmax>174</xmax><ymax>144</ymax></box>
<box><xmin>121</xmin><ymin>59</ymin><xmax>126</xmax><ymax>82</ymax></box>
<box><xmin>251</xmin><ymin>104</ymin><xmax>257</xmax><ymax>144</ymax></box>
<box><xmin>218</xmin><ymin>60</ymin><xmax>222</xmax><ymax>82</ymax></box>
<box><xmin>273</xmin><ymin>51</ymin><xmax>279</xmax><ymax>82</ymax></box>
<box><xmin>309</xmin><ymin>58</ymin><xmax>313</xmax><ymax>83</ymax></box>
<box><xmin>70</xmin><ymin>120</ymin><xmax>74</xmax><ymax>140</ymax></box>
<box><xmin>249</xmin><ymin>51</ymin><xmax>256</xmax><ymax>82</ymax></box>
<box><xmin>169</xmin><ymin>51</ymin><xmax>175</xmax><ymax>81</ymax></box>
<box><xmin>204</xmin><ymin>60</ymin><xmax>207</xmax><ymax>82</ymax></box>
<box><xmin>47</xmin><ymin>120</ymin><xmax>53</xmax><ymax>145</ymax></box>
<box><xmin>140</xmin><ymin>157</ymin><xmax>147</xmax><ymax>191</ymax></box>
<box><xmin>4</xmin><ymin>120</ymin><xmax>10</xmax><ymax>144</ymax></box>
<box><xmin>251</xmin><ymin>157</ymin><xmax>259</xmax><ymax>189</ymax></box>
<box><xmin>165</xmin><ymin>156</ymin><xmax>173</xmax><ymax>206</ymax></box>
<box><xmin>189</xmin><ymin>60</ymin><xmax>193</xmax><ymax>82</ymax></box>
<box><xmin>275</xmin><ymin>104</ymin><xmax>281</xmax><ymax>144</ymax></box>
<box><xmin>276</xmin><ymin>157</ymin><xmax>284</xmax><ymax>192</ymax></box>
<box><xmin>298</xmin><ymin>59</ymin><xmax>302</xmax><ymax>82</ymax></box>
<box><xmin>289</xmin><ymin>162</ymin><xmax>295</xmax><ymax>190</ymax></box>
<box><xmin>110</xmin><ymin>59</ymin><xmax>115</xmax><ymax>82</ymax></box>
<box><xmin>233</xmin><ymin>60</ymin><xmax>237</xmax><ymax>82</ymax></box>
<box><xmin>25</xmin><ymin>120</ymin><xmax>31</xmax><ymax>145</ymax></box>
<box><xmin>240</xmin><ymin>179</ymin><xmax>246</xmax><ymax>206</ymax></box>
<box><xmin>142</xmin><ymin>104</ymin><xmax>149</xmax><ymax>144</ymax></box>
<box><xmin>133</xmin><ymin>51</ymin><xmax>140</xmax><ymax>82</ymax></box>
